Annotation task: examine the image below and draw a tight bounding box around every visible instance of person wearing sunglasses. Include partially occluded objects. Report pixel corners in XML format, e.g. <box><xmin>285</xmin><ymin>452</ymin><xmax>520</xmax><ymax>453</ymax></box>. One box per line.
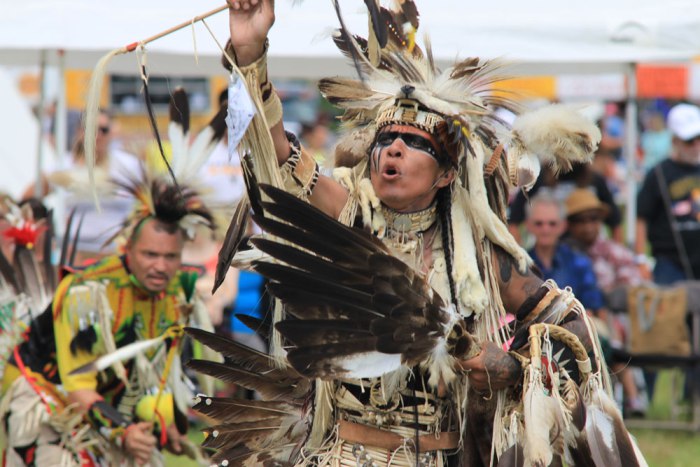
<box><xmin>526</xmin><ymin>191</ymin><xmax>605</xmax><ymax>316</ymax></box>
<box><xmin>636</xmin><ymin>103</ymin><xmax>700</xmax><ymax>286</ymax></box>
<box><xmin>184</xmin><ymin>2</ymin><xmax>646</xmax><ymax>466</ymax></box>
<box><xmin>24</xmin><ymin>109</ymin><xmax>141</xmax><ymax>264</ymax></box>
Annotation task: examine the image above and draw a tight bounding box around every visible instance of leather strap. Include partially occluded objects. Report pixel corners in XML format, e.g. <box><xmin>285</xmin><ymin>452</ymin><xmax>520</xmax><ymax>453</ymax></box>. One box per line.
<box><xmin>338</xmin><ymin>419</ymin><xmax>459</xmax><ymax>452</ymax></box>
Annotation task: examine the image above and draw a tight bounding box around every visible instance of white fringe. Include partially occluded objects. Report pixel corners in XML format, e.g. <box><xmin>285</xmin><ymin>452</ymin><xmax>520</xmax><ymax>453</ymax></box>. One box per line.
<box><xmin>83</xmin><ymin>47</ymin><xmax>127</xmax><ymax>211</ymax></box>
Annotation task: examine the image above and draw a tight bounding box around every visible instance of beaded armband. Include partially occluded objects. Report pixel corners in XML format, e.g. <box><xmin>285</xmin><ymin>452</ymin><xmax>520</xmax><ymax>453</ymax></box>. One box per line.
<box><xmin>510</xmin><ymin>279</ymin><xmax>583</xmax><ymax>350</ymax></box>
<box><xmin>508</xmin><ymin>282</ymin><xmax>592</xmax><ymax>388</ymax></box>
<box><xmin>87</xmin><ymin>399</ymin><xmax>131</xmax><ymax>448</ymax></box>
<box><xmin>281</xmin><ymin>132</ymin><xmax>320</xmax><ymax>198</ymax></box>
<box><xmin>514</xmin><ymin>279</ymin><xmax>580</xmax><ymax>323</ymax></box>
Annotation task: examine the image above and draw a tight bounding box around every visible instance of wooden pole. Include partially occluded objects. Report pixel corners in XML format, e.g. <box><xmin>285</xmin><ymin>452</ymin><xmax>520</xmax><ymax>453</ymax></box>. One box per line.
<box><xmin>123</xmin><ymin>4</ymin><xmax>229</xmax><ymax>52</ymax></box>
<box><xmin>34</xmin><ymin>50</ymin><xmax>47</xmax><ymax>198</ymax></box>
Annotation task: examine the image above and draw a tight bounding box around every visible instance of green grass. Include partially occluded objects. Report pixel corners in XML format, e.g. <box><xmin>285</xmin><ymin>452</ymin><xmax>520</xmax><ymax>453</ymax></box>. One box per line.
<box><xmin>164</xmin><ymin>429</ymin><xmax>204</xmax><ymax>466</ymax></box>
<box><xmin>162</xmin><ymin>370</ymin><xmax>700</xmax><ymax>466</ymax></box>
<box><xmin>630</xmin><ymin>369</ymin><xmax>700</xmax><ymax>467</ymax></box>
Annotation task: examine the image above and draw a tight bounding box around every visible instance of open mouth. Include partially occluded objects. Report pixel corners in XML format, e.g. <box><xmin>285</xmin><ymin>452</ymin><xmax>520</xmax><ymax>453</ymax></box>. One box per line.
<box><xmin>382</xmin><ymin>164</ymin><xmax>401</xmax><ymax>179</ymax></box>
<box><xmin>148</xmin><ymin>275</ymin><xmax>168</xmax><ymax>284</ymax></box>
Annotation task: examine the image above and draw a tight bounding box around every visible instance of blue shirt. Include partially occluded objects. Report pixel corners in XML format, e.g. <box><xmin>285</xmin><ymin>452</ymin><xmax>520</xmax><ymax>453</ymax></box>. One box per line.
<box><xmin>230</xmin><ymin>271</ymin><xmax>265</xmax><ymax>334</ymax></box>
<box><xmin>528</xmin><ymin>243</ymin><xmax>604</xmax><ymax>311</ymax></box>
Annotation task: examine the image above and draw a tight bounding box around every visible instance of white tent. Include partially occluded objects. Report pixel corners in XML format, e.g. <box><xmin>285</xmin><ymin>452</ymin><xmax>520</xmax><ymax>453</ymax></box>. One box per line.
<box><xmin>1</xmin><ymin>0</ymin><xmax>699</xmax><ymax>78</ymax></box>
<box><xmin>0</xmin><ymin>69</ymin><xmax>56</xmax><ymax>199</ymax></box>
<box><xmin>2</xmin><ymin>0</ymin><xmax>700</xmax><ymax>242</ymax></box>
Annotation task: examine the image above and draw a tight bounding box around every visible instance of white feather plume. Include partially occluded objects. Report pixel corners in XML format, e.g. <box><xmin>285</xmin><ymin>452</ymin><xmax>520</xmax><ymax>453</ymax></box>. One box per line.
<box><xmin>69</xmin><ymin>334</ymin><xmax>167</xmax><ymax>375</ymax></box>
<box><xmin>511</xmin><ymin>104</ymin><xmax>601</xmax><ymax>174</ymax></box>
<box><xmin>515</xmin><ymin>152</ymin><xmax>541</xmax><ymax>192</ymax></box>
<box><xmin>522</xmin><ymin>366</ymin><xmax>563</xmax><ymax>467</ymax></box>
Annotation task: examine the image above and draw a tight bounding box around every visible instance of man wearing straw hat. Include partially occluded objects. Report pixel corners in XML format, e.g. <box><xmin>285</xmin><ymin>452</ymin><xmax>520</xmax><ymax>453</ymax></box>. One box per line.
<box><xmin>565</xmin><ymin>187</ymin><xmax>649</xmax><ymax>417</ymax></box>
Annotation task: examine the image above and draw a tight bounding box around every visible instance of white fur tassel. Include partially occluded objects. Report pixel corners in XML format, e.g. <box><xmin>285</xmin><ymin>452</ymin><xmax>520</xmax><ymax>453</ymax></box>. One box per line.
<box><xmin>463</xmin><ymin>139</ymin><xmax>531</xmax><ymax>272</ymax></box>
<box><xmin>522</xmin><ymin>366</ymin><xmax>562</xmax><ymax>467</ymax></box>
<box><xmin>450</xmin><ymin>187</ymin><xmax>487</xmax><ymax>315</ymax></box>
<box><xmin>511</xmin><ymin>104</ymin><xmax>601</xmax><ymax>173</ymax></box>
<box><xmin>84</xmin><ymin>47</ymin><xmax>127</xmax><ymax>211</ymax></box>
<box><xmin>358</xmin><ymin>178</ymin><xmax>385</xmax><ymax>237</ymax></box>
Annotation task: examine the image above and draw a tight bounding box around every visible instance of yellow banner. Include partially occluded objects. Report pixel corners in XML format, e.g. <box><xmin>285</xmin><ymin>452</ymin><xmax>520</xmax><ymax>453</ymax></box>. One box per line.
<box><xmin>491</xmin><ymin>76</ymin><xmax>556</xmax><ymax>101</ymax></box>
<box><xmin>65</xmin><ymin>70</ymin><xmax>109</xmax><ymax>110</ymax></box>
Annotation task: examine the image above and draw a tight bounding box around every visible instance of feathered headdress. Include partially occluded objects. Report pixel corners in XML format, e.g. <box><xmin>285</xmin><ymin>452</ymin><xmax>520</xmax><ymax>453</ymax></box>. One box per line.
<box><xmin>323</xmin><ymin>0</ymin><xmax>601</xmax><ymax>320</ymax></box>
<box><xmin>323</xmin><ymin>1</ymin><xmax>600</xmax><ymax>182</ymax></box>
<box><xmin>105</xmin><ymin>87</ymin><xmax>223</xmax><ymax>246</ymax></box>
<box><xmin>108</xmin><ymin>170</ymin><xmax>215</xmax><ymax>246</ymax></box>
<box><xmin>0</xmin><ymin>198</ymin><xmax>55</xmax><ymax>312</ymax></box>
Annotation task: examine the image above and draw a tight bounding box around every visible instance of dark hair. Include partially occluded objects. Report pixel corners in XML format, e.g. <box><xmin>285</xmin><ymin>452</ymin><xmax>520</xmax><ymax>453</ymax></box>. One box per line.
<box><xmin>130</xmin><ymin>216</ymin><xmax>183</xmax><ymax>245</ymax></box>
<box><xmin>218</xmin><ymin>88</ymin><xmax>228</xmax><ymax>107</ymax></box>
<box><xmin>436</xmin><ymin>184</ymin><xmax>460</xmax><ymax>314</ymax></box>
<box><xmin>19</xmin><ymin>197</ymin><xmax>49</xmax><ymax>221</ymax></box>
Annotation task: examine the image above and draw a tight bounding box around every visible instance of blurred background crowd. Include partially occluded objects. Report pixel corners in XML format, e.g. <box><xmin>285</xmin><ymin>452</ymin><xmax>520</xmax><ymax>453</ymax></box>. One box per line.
<box><xmin>2</xmin><ymin>0</ymin><xmax>700</xmax><ymax>430</ymax></box>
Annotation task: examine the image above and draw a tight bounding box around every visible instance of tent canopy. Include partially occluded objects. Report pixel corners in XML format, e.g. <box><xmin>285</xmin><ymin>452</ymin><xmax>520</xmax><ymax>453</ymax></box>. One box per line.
<box><xmin>1</xmin><ymin>0</ymin><xmax>699</xmax><ymax>78</ymax></box>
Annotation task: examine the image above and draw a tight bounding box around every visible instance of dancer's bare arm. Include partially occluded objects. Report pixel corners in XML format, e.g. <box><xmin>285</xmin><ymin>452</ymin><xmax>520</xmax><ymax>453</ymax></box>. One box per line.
<box><xmin>228</xmin><ymin>0</ymin><xmax>349</xmax><ymax>218</ymax></box>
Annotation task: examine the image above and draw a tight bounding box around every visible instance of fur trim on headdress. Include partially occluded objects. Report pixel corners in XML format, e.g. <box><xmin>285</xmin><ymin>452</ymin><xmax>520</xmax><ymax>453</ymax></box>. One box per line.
<box><xmin>324</xmin><ymin>3</ymin><xmax>600</xmax><ymax>183</ymax></box>
<box><xmin>506</xmin><ymin>104</ymin><xmax>602</xmax><ymax>191</ymax></box>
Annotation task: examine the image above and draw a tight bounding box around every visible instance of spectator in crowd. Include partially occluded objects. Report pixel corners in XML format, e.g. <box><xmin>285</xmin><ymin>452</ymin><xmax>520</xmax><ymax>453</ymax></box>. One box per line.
<box><xmin>300</xmin><ymin>113</ymin><xmax>334</xmax><ymax>172</ymax></box>
<box><xmin>599</xmin><ymin>102</ymin><xmax>625</xmax><ymax>160</ymax></box>
<box><xmin>636</xmin><ymin>103</ymin><xmax>700</xmax><ymax>284</ymax></box>
<box><xmin>24</xmin><ymin>109</ymin><xmax>140</xmax><ymax>264</ymax></box>
<box><xmin>566</xmin><ymin>189</ymin><xmax>650</xmax><ymax>291</ymax></box>
<box><xmin>640</xmin><ymin>111</ymin><xmax>673</xmax><ymax>173</ymax></box>
<box><xmin>564</xmin><ymin>188</ymin><xmax>649</xmax><ymax>416</ymax></box>
<box><xmin>526</xmin><ymin>192</ymin><xmax>605</xmax><ymax>314</ymax></box>
<box><xmin>509</xmin><ymin>162</ymin><xmax>622</xmax><ymax>244</ymax></box>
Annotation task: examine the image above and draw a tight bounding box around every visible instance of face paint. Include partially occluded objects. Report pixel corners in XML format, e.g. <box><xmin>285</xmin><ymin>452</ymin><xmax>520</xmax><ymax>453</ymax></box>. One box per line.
<box><xmin>370</xmin><ymin>145</ymin><xmax>382</xmax><ymax>174</ymax></box>
<box><xmin>374</xmin><ymin>131</ymin><xmax>441</xmax><ymax>160</ymax></box>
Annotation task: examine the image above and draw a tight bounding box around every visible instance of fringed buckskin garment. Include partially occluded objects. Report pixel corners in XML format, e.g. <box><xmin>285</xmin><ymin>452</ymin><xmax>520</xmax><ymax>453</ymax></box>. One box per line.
<box><xmin>186</xmin><ymin>1</ymin><xmax>648</xmax><ymax>466</ymax></box>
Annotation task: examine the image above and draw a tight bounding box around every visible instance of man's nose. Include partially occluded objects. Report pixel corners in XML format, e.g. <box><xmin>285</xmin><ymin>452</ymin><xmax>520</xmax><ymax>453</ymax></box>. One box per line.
<box><xmin>153</xmin><ymin>256</ymin><xmax>168</xmax><ymax>272</ymax></box>
<box><xmin>386</xmin><ymin>137</ymin><xmax>406</xmax><ymax>157</ymax></box>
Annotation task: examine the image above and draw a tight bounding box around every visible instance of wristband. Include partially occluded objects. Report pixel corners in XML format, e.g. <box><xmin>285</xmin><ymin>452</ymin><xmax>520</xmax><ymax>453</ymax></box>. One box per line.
<box><xmin>281</xmin><ymin>139</ymin><xmax>320</xmax><ymax>198</ymax></box>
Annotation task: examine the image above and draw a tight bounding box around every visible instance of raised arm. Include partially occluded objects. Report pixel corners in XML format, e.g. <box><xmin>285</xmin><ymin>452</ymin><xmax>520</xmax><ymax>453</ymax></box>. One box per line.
<box><xmin>228</xmin><ymin>0</ymin><xmax>349</xmax><ymax>218</ymax></box>
<box><xmin>228</xmin><ymin>1</ymin><xmax>288</xmax><ymax>164</ymax></box>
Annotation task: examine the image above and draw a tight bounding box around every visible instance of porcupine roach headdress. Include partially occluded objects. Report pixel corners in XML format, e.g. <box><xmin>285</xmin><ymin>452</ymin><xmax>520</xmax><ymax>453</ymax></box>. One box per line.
<box><xmin>323</xmin><ymin>0</ymin><xmax>601</xmax><ymax>324</ymax></box>
<box><xmin>107</xmin><ymin>169</ymin><xmax>216</xmax><ymax>247</ymax></box>
<box><xmin>105</xmin><ymin>87</ymin><xmax>221</xmax><ymax>247</ymax></box>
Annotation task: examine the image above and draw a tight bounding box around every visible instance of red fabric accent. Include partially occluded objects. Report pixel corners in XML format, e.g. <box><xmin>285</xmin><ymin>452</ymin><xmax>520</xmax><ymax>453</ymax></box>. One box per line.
<box><xmin>540</xmin><ymin>356</ymin><xmax>559</xmax><ymax>392</ymax></box>
<box><xmin>78</xmin><ymin>450</ymin><xmax>96</xmax><ymax>467</ymax></box>
<box><xmin>13</xmin><ymin>347</ymin><xmax>53</xmax><ymax>414</ymax></box>
<box><xmin>156</xmin><ymin>411</ymin><xmax>168</xmax><ymax>447</ymax></box>
<box><xmin>80</xmin><ymin>258</ymin><xmax>99</xmax><ymax>267</ymax></box>
<box><xmin>25</xmin><ymin>446</ymin><xmax>35</xmax><ymax>465</ymax></box>
<box><xmin>3</xmin><ymin>224</ymin><xmax>46</xmax><ymax>248</ymax></box>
